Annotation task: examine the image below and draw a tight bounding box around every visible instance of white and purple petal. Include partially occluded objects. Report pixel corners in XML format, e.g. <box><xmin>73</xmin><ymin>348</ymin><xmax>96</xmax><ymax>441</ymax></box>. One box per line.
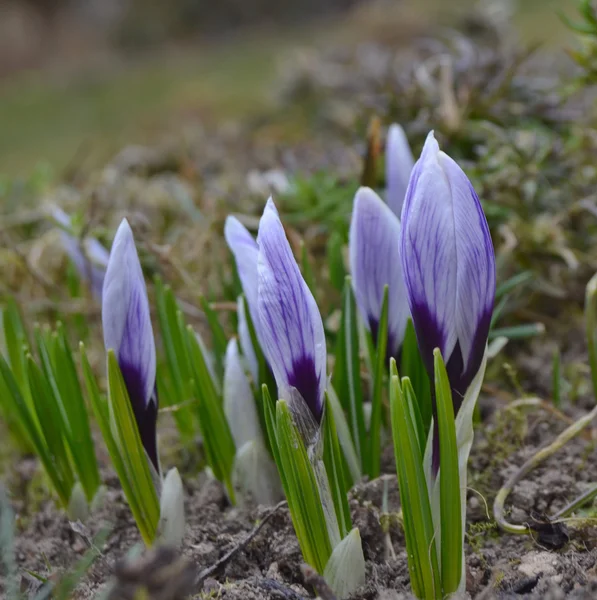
<box><xmin>102</xmin><ymin>218</ymin><xmax>159</xmax><ymax>471</ymax></box>
<box><xmin>257</xmin><ymin>199</ymin><xmax>326</xmax><ymax>422</ymax></box>
<box><xmin>224</xmin><ymin>216</ymin><xmax>259</xmax><ymax>328</ymax></box>
<box><xmin>349</xmin><ymin>187</ymin><xmax>410</xmax><ymax>358</ymax></box>
<box><xmin>401</xmin><ymin>132</ymin><xmax>495</xmax><ymax>404</ymax></box>
<box><xmin>386</xmin><ymin>124</ymin><xmax>415</xmax><ymax>217</ymax></box>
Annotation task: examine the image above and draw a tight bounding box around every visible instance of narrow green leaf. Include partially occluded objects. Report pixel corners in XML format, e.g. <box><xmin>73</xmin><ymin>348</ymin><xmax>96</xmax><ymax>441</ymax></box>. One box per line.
<box><xmin>327</xmin><ymin>230</ymin><xmax>346</xmax><ymax>292</ymax></box>
<box><xmin>81</xmin><ymin>345</ymin><xmax>146</xmax><ymax>542</ymax></box>
<box><xmin>390</xmin><ymin>359</ymin><xmax>439</xmax><ymax>599</ymax></box>
<box><xmin>332</xmin><ymin>277</ymin><xmax>366</xmax><ymax>471</ymax></box>
<box><xmin>276</xmin><ymin>400</ymin><xmax>333</xmax><ymax>573</ymax></box>
<box><xmin>199</xmin><ymin>296</ymin><xmax>228</xmax><ymax>382</ymax></box>
<box><xmin>300</xmin><ymin>240</ymin><xmax>316</xmax><ymax>294</ymax></box>
<box><xmin>51</xmin><ymin>325</ymin><xmax>100</xmax><ymax>501</ymax></box>
<box><xmin>495</xmin><ymin>271</ymin><xmax>533</xmax><ymax>300</ymax></box>
<box><xmin>322</xmin><ymin>394</ymin><xmax>352</xmax><ymax>539</ymax></box>
<box><xmin>0</xmin><ymin>354</ymin><xmax>71</xmax><ymax>506</ymax></box>
<box><xmin>368</xmin><ymin>285</ymin><xmax>389</xmax><ymax>478</ymax></box>
<box><xmin>401</xmin><ymin>378</ymin><xmax>427</xmax><ymax>459</ymax></box>
<box><xmin>154</xmin><ymin>279</ymin><xmax>196</xmax><ymax>439</ymax></box>
<box><xmin>434</xmin><ymin>349</ymin><xmax>461</xmax><ymax>596</ymax></box>
<box><xmin>26</xmin><ymin>356</ymin><xmax>75</xmax><ymax>505</ymax></box>
<box><xmin>107</xmin><ymin>351</ymin><xmax>160</xmax><ymax>545</ymax></box>
<box><xmin>400</xmin><ymin>318</ymin><xmax>432</xmax><ymax>436</ymax></box>
<box><xmin>185</xmin><ymin>326</ymin><xmax>236</xmax><ymax>501</ymax></box>
<box><xmin>489</xmin><ymin>323</ymin><xmax>545</xmax><ymax>340</ymax></box>
<box><xmin>262</xmin><ymin>385</ymin><xmax>287</xmax><ymax>492</ymax></box>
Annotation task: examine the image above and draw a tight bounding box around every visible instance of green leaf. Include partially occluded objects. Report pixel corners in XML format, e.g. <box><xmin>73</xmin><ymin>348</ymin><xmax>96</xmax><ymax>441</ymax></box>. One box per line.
<box><xmin>81</xmin><ymin>345</ymin><xmax>147</xmax><ymax>542</ymax></box>
<box><xmin>300</xmin><ymin>240</ymin><xmax>316</xmax><ymax>295</ymax></box>
<box><xmin>367</xmin><ymin>285</ymin><xmax>389</xmax><ymax>478</ymax></box>
<box><xmin>332</xmin><ymin>278</ymin><xmax>366</xmax><ymax>471</ymax></box>
<box><xmin>389</xmin><ymin>360</ymin><xmax>439</xmax><ymax>599</ymax></box>
<box><xmin>489</xmin><ymin>323</ymin><xmax>545</xmax><ymax>340</ymax></box>
<box><xmin>495</xmin><ymin>271</ymin><xmax>533</xmax><ymax>300</ymax></box>
<box><xmin>185</xmin><ymin>326</ymin><xmax>236</xmax><ymax>501</ymax></box>
<box><xmin>400</xmin><ymin>318</ymin><xmax>432</xmax><ymax>437</ymax></box>
<box><xmin>107</xmin><ymin>351</ymin><xmax>160</xmax><ymax>545</ymax></box>
<box><xmin>49</xmin><ymin>325</ymin><xmax>100</xmax><ymax>502</ymax></box>
<box><xmin>401</xmin><ymin>378</ymin><xmax>427</xmax><ymax>459</ymax></box>
<box><xmin>26</xmin><ymin>356</ymin><xmax>75</xmax><ymax>505</ymax></box>
<box><xmin>326</xmin><ymin>385</ymin><xmax>361</xmax><ymax>485</ymax></box>
<box><xmin>154</xmin><ymin>279</ymin><xmax>196</xmax><ymax>440</ymax></box>
<box><xmin>433</xmin><ymin>349</ymin><xmax>461</xmax><ymax>596</ymax></box>
<box><xmin>199</xmin><ymin>296</ymin><xmax>228</xmax><ymax>383</ymax></box>
<box><xmin>276</xmin><ymin>400</ymin><xmax>333</xmax><ymax>573</ymax></box>
<box><xmin>327</xmin><ymin>230</ymin><xmax>346</xmax><ymax>292</ymax></box>
<box><xmin>0</xmin><ymin>354</ymin><xmax>71</xmax><ymax>506</ymax></box>
<box><xmin>262</xmin><ymin>385</ymin><xmax>287</xmax><ymax>492</ymax></box>
<box><xmin>322</xmin><ymin>394</ymin><xmax>352</xmax><ymax>539</ymax></box>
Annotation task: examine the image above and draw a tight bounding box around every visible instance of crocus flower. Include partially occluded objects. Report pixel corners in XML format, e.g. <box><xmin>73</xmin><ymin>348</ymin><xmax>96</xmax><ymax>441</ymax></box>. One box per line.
<box><xmin>102</xmin><ymin>219</ymin><xmax>159</xmax><ymax>472</ymax></box>
<box><xmin>51</xmin><ymin>207</ymin><xmax>109</xmax><ymax>300</ymax></box>
<box><xmin>401</xmin><ymin>131</ymin><xmax>495</xmax><ymax>412</ymax></box>
<box><xmin>257</xmin><ymin>198</ymin><xmax>327</xmax><ymax>423</ymax></box>
<box><xmin>385</xmin><ymin>124</ymin><xmax>415</xmax><ymax>217</ymax></box>
<box><xmin>349</xmin><ymin>187</ymin><xmax>410</xmax><ymax>359</ymax></box>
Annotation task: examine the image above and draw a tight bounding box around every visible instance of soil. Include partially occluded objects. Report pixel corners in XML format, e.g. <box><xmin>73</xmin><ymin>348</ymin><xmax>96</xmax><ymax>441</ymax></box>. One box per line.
<box><xmin>3</xmin><ymin>398</ymin><xmax>597</xmax><ymax>600</ymax></box>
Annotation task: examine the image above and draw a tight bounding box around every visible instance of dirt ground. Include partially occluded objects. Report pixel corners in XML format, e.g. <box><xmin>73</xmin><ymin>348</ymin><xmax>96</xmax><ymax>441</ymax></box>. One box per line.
<box><xmin>5</xmin><ymin>396</ymin><xmax>597</xmax><ymax>599</ymax></box>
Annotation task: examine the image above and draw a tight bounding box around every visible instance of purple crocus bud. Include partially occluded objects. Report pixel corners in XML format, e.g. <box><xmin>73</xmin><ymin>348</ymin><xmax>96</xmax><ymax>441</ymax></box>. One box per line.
<box><xmin>102</xmin><ymin>219</ymin><xmax>159</xmax><ymax>473</ymax></box>
<box><xmin>51</xmin><ymin>207</ymin><xmax>109</xmax><ymax>300</ymax></box>
<box><xmin>349</xmin><ymin>187</ymin><xmax>410</xmax><ymax>358</ymax></box>
<box><xmin>257</xmin><ymin>198</ymin><xmax>326</xmax><ymax>423</ymax></box>
<box><xmin>401</xmin><ymin>131</ymin><xmax>496</xmax><ymax>412</ymax></box>
<box><xmin>386</xmin><ymin>124</ymin><xmax>415</xmax><ymax>217</ymax></box>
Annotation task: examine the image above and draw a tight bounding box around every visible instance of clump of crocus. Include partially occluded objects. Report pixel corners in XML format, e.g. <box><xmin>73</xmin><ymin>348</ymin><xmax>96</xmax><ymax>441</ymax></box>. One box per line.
<box><xmin>253</xmin><ymin>198</ymin><xmax>365</xmax><ymax>598</ymax></box>
<box><xmin>401</xmin><ymin>131</ymin><xmax>496</xmax><ymax>414</ymax></box>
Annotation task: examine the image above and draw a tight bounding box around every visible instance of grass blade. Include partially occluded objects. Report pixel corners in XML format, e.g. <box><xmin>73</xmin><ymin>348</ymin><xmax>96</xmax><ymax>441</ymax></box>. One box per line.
<box><xmin>434</xmin><ymin>349</ymin><xmax>461</xmax><ymax>596</ymax></box>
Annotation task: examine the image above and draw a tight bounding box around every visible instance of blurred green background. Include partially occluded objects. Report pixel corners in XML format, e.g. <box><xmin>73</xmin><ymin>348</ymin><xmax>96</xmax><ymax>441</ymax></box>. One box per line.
<box><xmin>0</xmin><ymin>0</ymin><xmax>577</xmax><ymax>176</ymax></box>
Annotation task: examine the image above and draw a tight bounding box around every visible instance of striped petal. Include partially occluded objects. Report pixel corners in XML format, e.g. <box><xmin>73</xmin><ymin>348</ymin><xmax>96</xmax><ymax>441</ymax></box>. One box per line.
<box><xmin>349</xmin><ymin>187</ymin><xmax>410</xmax><ymax>357</ymax></box>
<box><xmin>401</xmin><ymin>131</ymin><xmax>495</xmax><ymax>402</ymax></box>
<box><xmin>257</xmin><ymin>198</ymin><xmax>326</xmax><ymax>422</ymax></box>
<box><xmin>386</xmin><ymin>124</ymin><xmax>415</xmax><ymax>217</ymax></box>
<box><xmin>102</xmin><ymin>218</ymin><xmax>159</xmax><ymax>470</ymax></box>
<box><xmin>224</xmin><ymin>216</ymin><xmax>259</xmax><ymax>327</ymax></box>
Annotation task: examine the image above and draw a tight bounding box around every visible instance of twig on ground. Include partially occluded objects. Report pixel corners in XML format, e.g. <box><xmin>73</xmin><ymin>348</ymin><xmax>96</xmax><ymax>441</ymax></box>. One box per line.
<box><xmin>195</xmin><ymin>500</ymin><xmax>287</xmax><ymax>589</ymax></box>
<box><xmin>494</xmin><ymin>403</ymin><xmax>597</xmax><ymax>535</ymax></box>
